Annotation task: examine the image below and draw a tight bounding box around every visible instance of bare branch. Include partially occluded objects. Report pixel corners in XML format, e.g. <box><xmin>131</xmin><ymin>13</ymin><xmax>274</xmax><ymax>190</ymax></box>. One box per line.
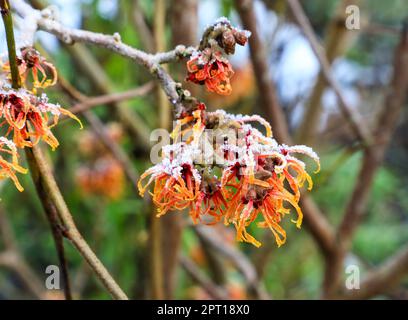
<box><xmin>235</xmin><ymin>0</ymin><xmax>336</xmax><ymax>260</ymax></box>
<box><xmin>25</xmin><ymin>144</ymin><xmax>128</xmax><ymax>299</ymax></box>
<box><xmin>68</xmin><ymin>82</ymin><xmax>154</xmax><ymax>115</ymax></box>
<box><xmin>180</xmin><ymin>255</ymin><xmax>229</xmax><ymax>300</ymax></box>
<box><xmin>323</xmin><ymin>23</ymin><xmax>408</xmax><ymax>298</ymax></box>
<box><xmin>287</xmin><ymin>0</ymin><xmax>372</xmax><ymax>146</ymax></box>
<box><xmin>340</xmin><ymin>244</ymin><xmax>408</xmax><ymax>299</ymax></box>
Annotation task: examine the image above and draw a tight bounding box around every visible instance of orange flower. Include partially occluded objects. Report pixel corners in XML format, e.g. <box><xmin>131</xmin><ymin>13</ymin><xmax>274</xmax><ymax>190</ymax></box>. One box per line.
<box><xmin>138</xmin><ymin>161</ymin><xmax>201</xmax><ymax>220</ymax></box>
<box><xmin>76</xmin><ymin>157</ymin><xmax>125</xmax><ymax>200</ymax></box>
<box><xmin>0</xmin><ymin>89</ymin><xmax>82</xmax><ymax>150</ymax></box>
<box><xmin>2</xmin><ymin>48</ymin><xmax>57</xmax><ymax>92</ymax></box>
<box><xmin>139</xmin><ymin>106</ymin><xmax>320</xmax><ymax>248</ymax></box>
<box><xmin>191</xmin><ymin>177</ymin><xmax>227</xmax><ymax>225</ymax></box>
<box><xmin>187</xmin><ymin>51</ymin><xmax>234</xmax><ymax>95</ymax></box>
<box><xmin>221</xmin><ymin>147</ymin><xmax>319</xmax><ymax>247</ymax></box>
<box><xmin>0</xmin><ymin>137</ymin><xmax>27</xmax><ymax>191</ymax></box>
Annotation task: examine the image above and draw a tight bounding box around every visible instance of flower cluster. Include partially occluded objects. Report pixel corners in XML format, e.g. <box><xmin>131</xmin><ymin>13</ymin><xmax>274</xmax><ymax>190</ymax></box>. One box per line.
<box><xmin>139</xmin><ymin>106</ymin><xmax>320</xmax><ymax>247</ymax></box>
<box><xmin>186</xmin><ymin>18</ymin><xmax>250</xmax><ymax>95</ymax></box>
<box><xmin>0</xmin><ymin>48</ymin><xmax>82</xmax><ymax>191</ymax></box>
<box><xmin>76</xmin><ymin>123</ymin><xmax>125</xmax><ymax>200</ymax></box>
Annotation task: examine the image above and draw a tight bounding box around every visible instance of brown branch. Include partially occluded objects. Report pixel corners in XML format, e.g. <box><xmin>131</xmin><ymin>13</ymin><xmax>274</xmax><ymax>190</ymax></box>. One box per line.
<box><xmin>12</xmin><ymin>0</ymin><xmax>192</xmax><ymax>117</ymax></box>
<box><xmin>2</xmin><ymin>1</ymin><xmax>73</xmax><ymax>299</ymax></box>
<box><xmin>235</xmin><ymin>0</ymin><xmax>291</xmax><ymax>144</ymax></box>
<box><xmin>131</xmin><ymin>0</ymin><xmax>155</xmax><ymax>53</ymax></box>
<box><xmin>287</xmin><ymin>0</ymin><xmax>372</xmax><ymax>146</ymax></box>
<box><xmin>180</xmin><ymin>255</ymin><xmax>229</xmax><ymax>300</ymax></box>
<box><xmin>24</xmin><ymin>144</ymin><xmax>128</xmax><ymax>299</ymax></box>
<box><xmin>68</xmin><ymin>82</ymin><xmax>154</xmax><ymax>115</ymax></box>
<box><xmin>340</xmin><ymin>244</ymin><xmax>408</xmax><ymax>299</ymax></box>
<box><xmin>295</xmin><ymin>0</ymin><xmax>363</xmax><ymax>145</ymax></box>
<box><xmin>194</xmin><ymin>225</ymin><xmax>271</xmax><ymax>300</ymax></box>
<box><xmin>235</xmin><ymin>0</ymin><xmax>336</xmax><ymax>261</ymax></box>
<box><xmin>323</xmin><ymin>23</ymin><xmax>408</xmax><ymax>298</ymax></box>
<box><xmin>0</xmin><ymin>207</ymin><xmax>45</xmax><ymax>299</ymax></box>
<box><xmin>57</xmin><ymin>77</ymin><xmax>141</xmax><ymax>193</ymax></box>
<box><xmin>36</xmin><ymin>192</ymin><xmax>72</xmax><ymax>299</ymax></box>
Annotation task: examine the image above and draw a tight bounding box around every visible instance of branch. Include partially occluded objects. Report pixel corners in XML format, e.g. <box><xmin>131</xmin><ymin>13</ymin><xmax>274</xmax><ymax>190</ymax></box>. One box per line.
<box><xmin>234</xmin><ymin>0</ymin><xmax>291</xmax><ymax>144</ymax></box>
<box><xmin>131</xmin><ymin>0</ymin><xmax>154</xmax><ymax>53</ymax></box>
<box><xmin>340</xmin><ymin>244</ymin><xmax>408</xmax><ymax>299</ymax></box>
<box><xmin>12</xmin><ymin>0</ymin><xmax>193</xmax><ymax>117</ymax></box>
<box><xmin>25</xmin><ymin>144</ymin><xmax>128</xmax><ymax>300</ymax></box>
<box><xmin>180</xmin><ymin>255</ymin><xmax>229</xmax><ymax>300</ymax></box>
<box><xmin>68</xmin><ymin>82</ymin><xmax>154</xmax><ymax>115</ymax></box>
<box><xmin>323</xmin><ymin>22</ymin><xmax>408</xmax><ymax>298</ymax></box>
<box><xmin>295</xmin><ymin>0</ymin><xmax>363</xmax><ymax>145</ymax></box>
<box><xmin>0</xmin><ymin>0</ymin><xmax>21</xmax><ymax>88</ymax></box>
<box><xmin>58</xmin><ymin>77</ymin><xmax>141</xmax><ymax>193</ymax></box>
<box><xmin>194</xmin><ymin>225</ymin><xmax>271</xmax><ymax>300</ymax></box>
<box><xmin>0</xmin><ymin>207</ymin><xmax>45</xmax><ymax>299</ymax></box>
<box><xmin>235</xmin><ymin>0</ymin><xmax>336</xmax><ymax>260</ymax></box>
<box><xmin>287</xmin><ymin>0</ymin><xmax>372</xmax><ymax>146</ymax></box>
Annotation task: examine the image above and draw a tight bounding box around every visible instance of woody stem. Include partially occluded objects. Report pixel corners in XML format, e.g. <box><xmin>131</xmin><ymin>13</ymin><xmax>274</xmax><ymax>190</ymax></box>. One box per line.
<box><xmin>0</xmin><ymin>0</ymin><xmax>22</xmax><ymax>88</ymax></box>
<box><xmin>1</xmin><ymin>1</ymin><xmax>126</xmax><ymax>300</ymax></box>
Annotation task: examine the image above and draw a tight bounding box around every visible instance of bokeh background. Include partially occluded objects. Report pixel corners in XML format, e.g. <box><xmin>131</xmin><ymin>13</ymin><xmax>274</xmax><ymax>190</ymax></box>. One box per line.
<box><xmin>1</xmin><ymin>0</ymin><xmax>408</xmax><ymax>299</ymax></box>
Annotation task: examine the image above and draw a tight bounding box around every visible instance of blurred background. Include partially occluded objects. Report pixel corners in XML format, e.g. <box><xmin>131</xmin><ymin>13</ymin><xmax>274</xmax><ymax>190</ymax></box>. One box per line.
<box><xmin>0</xmin><ymin>0</ymin><xmax>408</xmax><ymax>299</ymax></box>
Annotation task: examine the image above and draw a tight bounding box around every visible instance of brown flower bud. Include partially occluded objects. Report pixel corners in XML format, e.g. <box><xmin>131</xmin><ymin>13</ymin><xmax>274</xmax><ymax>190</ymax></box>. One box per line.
<box><xmin>221</xmin><ymin>30</ymin><xmax>236</xmax><ymax>54</ymax></box>
<box><xmin>233</xmin><ymin>30</ymin><xmax>248</xmax><ymax>46</ymax></box>
<box><xmin>21</xmin><ymin>47</ymin><xmax>39</xmax><ymax>68</ymax></box>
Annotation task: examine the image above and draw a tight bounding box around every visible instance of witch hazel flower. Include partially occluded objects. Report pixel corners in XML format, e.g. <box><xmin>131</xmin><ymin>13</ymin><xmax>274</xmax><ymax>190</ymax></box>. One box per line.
<box><xmin>0</xmin><ymin>136</ymin><xmax>27</xmax><ymax>192</ymax></box>
<box><xmin>186</xmin><ymin>18</ymin><xmax>250</xmax><ymax>96</ymax></box>
<box><xmin>139</xmin><ymin>100</ymin><xmax>320</xmax><ymax>247</ymax></box>
<box><xmin>1</xmin><ymin>48</ymin><xmax>57</xmax><ymax>93</ymax></box>
<box><xmin>0</xmin><ymin>87</ymin><xmax>82</xmax><ymax>150</ymax></box>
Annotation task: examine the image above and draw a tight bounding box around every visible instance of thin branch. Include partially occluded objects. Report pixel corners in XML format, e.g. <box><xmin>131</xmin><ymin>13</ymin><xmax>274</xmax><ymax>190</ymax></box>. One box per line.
<box><xmin>323</xmin><ymin>23</ymin><xmax>408</xmax><ymax>298</ymax></box>
<box><xmin>131</xmin><ymin>0</ymin><xmax>155</xmax><ymax>53</ymax></box>
<box><xmin>234</xmin><ymin>0</ymin><xmax>291</xmax><ymax>144</ymax></box>
<box><xmin>295</xmin><ymin>0</ymin><xmax>363</xmax><ymax>145</ymax></box>
<box><xmin>287</xmin><ymin>0</ymin><xmax>372</xmax><ymax>146</ymax></box>
<box><xmin>68</xmin><ymin>82</ymin><xmax>155</xmax><ymax>115</ymax></box>
<box><xmin>194</xmin><ymin>225</ymin><xmax>271</xmax><ymax>300</ymax></box>
<box><xmin>24</xmin><ymin>144</ymin><xmax>128</xmax><ymax>299</ymax></box>
<box><xmin>180</xmin><ymin>255</ymin><xmax>229</xmax><ymax>300</ymax></box>
<box><xmin>12</xmin><ymin>0</ymin><xmax>193</xmax><ymax>117</ymax></box>
<box><xmin>2</xmin><ymin>0</ymin><xmax>73</xmax><ymax>299</ymax></box>
<box><xmin>0</xmin><ymin>207</ymin><xmax>45</xmax><ymax>299</ymax></box>
<box><xmin>57</xmin><ymin>77</ymin><xmax>141</xmax><ymax>193</ymax></box>
<box><xmin>235</xmin><ymin>0</ymin><xmax>336</xmax><ymax>260</ymax></box>
<box><xmin>340</xmin><ymin>244</ymin><xmax>408</xmax><ymax>299</ymax></box>
<box><xmin>0</xmin><ymin>0</ymin><xmax>21</xmax><ymax>88</ymax></box>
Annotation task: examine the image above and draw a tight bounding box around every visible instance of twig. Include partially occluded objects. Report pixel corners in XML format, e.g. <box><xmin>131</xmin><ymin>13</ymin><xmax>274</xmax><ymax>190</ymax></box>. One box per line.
<box><xmin>194</xmin><ymin>225</ymin><xmax>271</xmax><ymax>300</ymax></box>
<box><xmin>25</xmin><ymin>144</ymin><xmax>128</xmax><ymax>299</ymax></box>
<box><xmin>295</xmin><ymin>0</ymin><xmax>363</xmax><ymax>145</ymax></box>
<box><xmin>180</xmin><ymin>255</ymin><xmax>229</xmax><ymax>300</ymax></box>
<box><xmin>0</xmin><ymin>0</ymin><xmax>21</xmax><ymax>88</ymax></box>
<box><xmin>131</xmin><ymin>0</ymin><xmax>155</xmax><ymax>53</ymax></box>
<box><xmin>12</xmin><ymin>0</ymin><xmax>193</xmax><ymax>117</ymax></box>
<box><xmin>2</xmin><ymin>0</ymin><xmax>73</xmax><ymax>300</ymax></box>
<box><xmin>287</xmin><ymin>0</ymin><xmax>372</xmax><ymax>146</ymax></box>
<box><xmin>235</xmin><ymin>0</ymin><xmax>336</xmax><ymax>261</ymax></box>
<box><xmin>68</xmin><ymin>82</ymin><xmax>155</xmax><ymax>115</ymax></box>
<box><xmin>323</xmin><ymin>22</ymin><xmax>408</xmax><ymax>298</ymax></box>
<box><xmin>234</xmin><ymin>0</ymin><xmax>291</xmax><ymax>144</ymax></box>
<box><xmin>0</xmin><ymin>207</ymin><xmax>45</xmax><ymax>299</ymax></box>
<box><xmin>340</xmin><ymin>244</ymin><xmax>408</xmax><ymax>299</ymax></box>
<box><xmin>57</xmin><ymin>77</ymin><xmax>141</xmax><ymax>193</ymax></box>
